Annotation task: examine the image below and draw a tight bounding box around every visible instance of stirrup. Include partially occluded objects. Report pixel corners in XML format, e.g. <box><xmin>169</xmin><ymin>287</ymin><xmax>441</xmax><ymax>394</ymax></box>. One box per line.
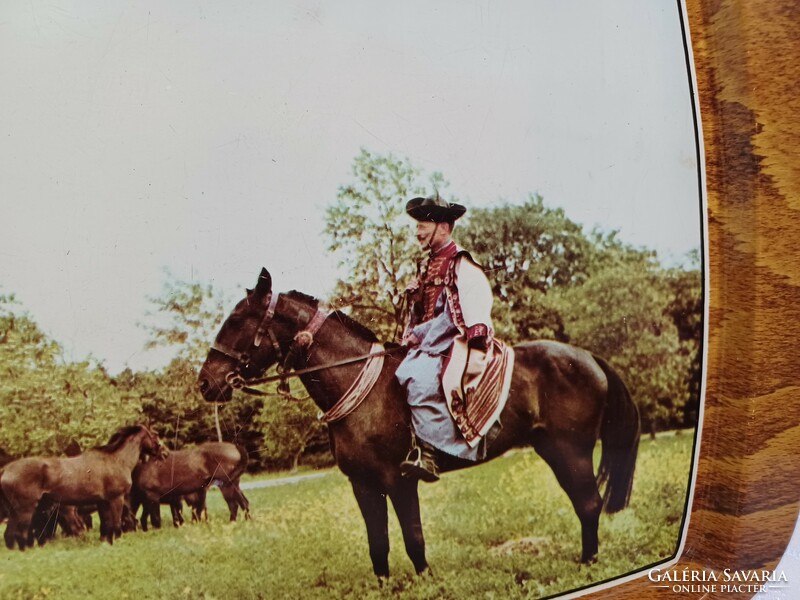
<box><xmin>400</xmin><ymin>445</ymin><xmax>440</xmax><ymax>483</ymax></box>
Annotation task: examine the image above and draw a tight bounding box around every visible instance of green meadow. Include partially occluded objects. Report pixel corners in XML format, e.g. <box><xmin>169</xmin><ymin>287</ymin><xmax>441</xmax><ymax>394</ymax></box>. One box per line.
<box><xmin>0</xmin><ymin>432</ymin><xmax>694</xmax><ymax>600</ymax></box>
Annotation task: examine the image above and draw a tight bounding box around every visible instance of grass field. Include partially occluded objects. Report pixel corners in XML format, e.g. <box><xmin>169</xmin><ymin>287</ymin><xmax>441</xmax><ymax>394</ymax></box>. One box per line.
<box><xmin>0</xmin><ymin>431</ymin><xmax>695</xmax><ymax>600</ymax></box>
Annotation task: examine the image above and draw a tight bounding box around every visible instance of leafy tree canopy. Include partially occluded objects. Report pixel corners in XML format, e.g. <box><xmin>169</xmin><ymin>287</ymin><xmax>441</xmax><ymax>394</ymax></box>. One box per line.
<box><xmin>325</xmin><ymin>148</ymin><xmax>446</xmax><ymax>340</ymax></box>
<box><xmin>139</xmin><ymin>269</ymin><xmax>230</xmax><ymax>366</ymax></box>
<box><xmin>0</xmin><ymin>295</ymin><xmax>141</xmax><ymax>457</ymax></box>
<box><xmin>457</xmin><ymin>195</ymin><xmax>595</xmax><ymax>342</ymax></box>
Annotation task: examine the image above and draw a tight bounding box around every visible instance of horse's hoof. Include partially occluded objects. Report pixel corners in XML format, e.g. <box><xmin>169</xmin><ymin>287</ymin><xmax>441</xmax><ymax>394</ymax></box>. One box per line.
<box><xmin>580</xmin><ymin>554</ymin><xmax>598</xmax><ymax>565</ymax></box>
<box><xmin>376</xmin><ymin>575</ymin><xmax>389</xmax><ymax>588</ymax></box>
<box><xmin>416</xmin><ymin>566</ymin><xmax>434</xmax><ymax>578</ymax></box>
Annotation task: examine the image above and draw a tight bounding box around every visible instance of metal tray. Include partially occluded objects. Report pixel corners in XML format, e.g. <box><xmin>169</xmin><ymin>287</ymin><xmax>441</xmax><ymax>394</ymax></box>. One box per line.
<box><xmin>590</xmin><ymin>0</ymin><xmax>800</xmax><ymax>597</ymax></box>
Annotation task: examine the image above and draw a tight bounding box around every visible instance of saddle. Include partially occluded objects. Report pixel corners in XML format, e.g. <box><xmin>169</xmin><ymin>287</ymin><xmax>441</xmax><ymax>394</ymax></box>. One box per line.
<box><xmin>441</xmin><ymin>337</ymin><xmax>515</xmax><ymax>448</ymax></box>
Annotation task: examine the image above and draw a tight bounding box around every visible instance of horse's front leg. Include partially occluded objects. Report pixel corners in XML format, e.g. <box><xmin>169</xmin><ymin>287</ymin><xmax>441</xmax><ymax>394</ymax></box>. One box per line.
<box><xmin>5</xmin><ymin>507</ymin><xmax>35</xmax><ymax>551</ymax></box>
<box><xmin>3</xmin><ymin>515</ymin><xmax>16</xmax><ymax>549</ymax></box>
<box><xmin>350</xmin><ymin>479</ymin><xmax>390</xmax><ymax>581</ymax></box>
<box><xmin>97</xmin><ymin>501</ymin><xmax>114</xmax><ymax>544</ymax></box>
<box><xmin>4</xmin><ymin>515</ymin><xmax>19</xmax><ymax>550</ymax></box>
<box><xmin>108</xmin><ymin>496</ymin><xmax>125</xmax><ymax>540</ymax></box>
<box><xmin>142</xmin><ymin>496</ymin><xmax>162</xmax><ymax>530</ymax></box>
<box><xmin>138</xmin><ymin>504</ymin><xmax>149</xmax><ymax>532</ymax></box>
<box><xmin>388</xmin><ymin>479</ymin><xmax>429</xmax><ymax>575</ymax></box>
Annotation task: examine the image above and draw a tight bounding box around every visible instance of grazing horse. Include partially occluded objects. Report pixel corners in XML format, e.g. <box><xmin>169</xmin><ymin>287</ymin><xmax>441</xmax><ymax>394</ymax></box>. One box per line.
<box><xmin>131</xmin><ymin>441</ymin><xmax>250</xmax><ymax>530</ymax></box>
<box><xmin>0</xmin><ymin>424</ymin><xmax>165</xmax><ymax>550</ymax></box>
<box><xmin>197</xmin><ymin>269</ymin><xmax>640</xmax><ymax>579</ymax></box>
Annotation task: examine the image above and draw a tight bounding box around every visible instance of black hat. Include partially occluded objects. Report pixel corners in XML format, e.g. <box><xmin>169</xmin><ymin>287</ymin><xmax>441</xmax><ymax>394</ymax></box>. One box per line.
<box><xmin>405</xmin><ymin>193</ymin><xmax>466</xmax><ymax>223</ymax></box>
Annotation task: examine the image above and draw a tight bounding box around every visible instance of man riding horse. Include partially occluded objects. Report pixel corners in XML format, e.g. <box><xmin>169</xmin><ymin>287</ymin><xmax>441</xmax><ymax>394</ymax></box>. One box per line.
<box><xmin>396</xmin><ymin>192</ymin><xmax>498</xmax><ymax>482</ymax></box>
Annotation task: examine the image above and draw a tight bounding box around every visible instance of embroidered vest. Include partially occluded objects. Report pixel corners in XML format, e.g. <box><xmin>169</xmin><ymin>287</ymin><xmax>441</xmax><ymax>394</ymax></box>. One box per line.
<box><xmin>410</xmin><ymin>241</ymin><xmax>458</xmax><ymax>324</ymax></box>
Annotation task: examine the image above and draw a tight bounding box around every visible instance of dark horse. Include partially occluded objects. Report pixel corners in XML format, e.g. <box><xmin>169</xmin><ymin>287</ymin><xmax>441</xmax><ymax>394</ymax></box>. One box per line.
<box><xmin>131</xmin><ymin>441</ymin><xmax>250</xmax><ymax>530</ymax></box>
<box><xmin>198</xmin><ymin>269</ymin><xmax>640</xmax><ymax>578</ymax></box>
<box><xmin>0</xmin><ymin>424</ymin><xmax>165</xmax><ymax>550</ymax></box>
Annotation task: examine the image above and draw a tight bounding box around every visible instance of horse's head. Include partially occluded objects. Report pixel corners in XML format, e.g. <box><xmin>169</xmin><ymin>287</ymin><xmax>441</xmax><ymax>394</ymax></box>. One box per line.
<box><xmin>198</xmin><ymin>268</ymin><xmax>320</xmax><ymax>403</ymax></box>
<box><xmin>97</xmin><ymin>424</ymin><xmax>169</xmax><ymax>460</ymax></box>
<box><xmin>140</xmin><ymin>425</ymin><xmax>169</xmax><ymax>460</ymax></box>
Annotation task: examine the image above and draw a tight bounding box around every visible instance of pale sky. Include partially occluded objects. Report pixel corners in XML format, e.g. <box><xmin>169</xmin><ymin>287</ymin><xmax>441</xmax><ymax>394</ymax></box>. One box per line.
<box><xmin>0</xmin><ymin>0</ymin><xmax>702</xmax><ymax>374</ymax></box>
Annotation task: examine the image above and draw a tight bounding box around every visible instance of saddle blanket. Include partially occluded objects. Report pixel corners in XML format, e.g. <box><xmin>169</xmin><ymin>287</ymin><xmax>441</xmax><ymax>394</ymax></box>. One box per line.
<box><xmin>441</xmin><ymin>337</ymin><xmax>515</xmax><ymax>448</ymax></box>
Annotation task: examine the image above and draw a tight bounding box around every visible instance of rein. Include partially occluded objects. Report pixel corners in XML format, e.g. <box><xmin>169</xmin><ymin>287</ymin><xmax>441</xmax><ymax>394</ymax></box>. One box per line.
<box><xmin>219</xmin><ymin>297</ymin><xmax>402</xmax><ymax>401</ymax></box>
<box><xmin>234</xmin><ymin>346</ymin><xmax>399</xmax><ymax>397</ymax></box>
<box><xmin>242</xmin><ymin>347</ymin><xmax>398</xmax><ymax>386</ymax></box>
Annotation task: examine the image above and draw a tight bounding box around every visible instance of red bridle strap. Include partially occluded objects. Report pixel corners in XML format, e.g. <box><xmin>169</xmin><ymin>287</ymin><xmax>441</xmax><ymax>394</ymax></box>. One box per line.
<box><xmin>292</xmin><ymin>308</ymin><xmax>328</xmax><ymax>349</ymax></box>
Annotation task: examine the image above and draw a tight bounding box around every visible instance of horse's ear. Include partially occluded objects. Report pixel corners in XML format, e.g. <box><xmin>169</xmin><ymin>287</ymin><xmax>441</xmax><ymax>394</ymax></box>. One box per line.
<box><xmin>255</xmin><ymin>268</ymin><xmax>272</xmax><ymax>297</ymax></box>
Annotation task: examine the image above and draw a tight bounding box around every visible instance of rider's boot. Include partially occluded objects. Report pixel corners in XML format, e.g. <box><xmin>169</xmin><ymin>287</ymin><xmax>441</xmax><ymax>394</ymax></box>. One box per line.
<box><xmin>400</xmin><ymin>439</ymin><xmax>440</xmax><ymax>483</ymax></box>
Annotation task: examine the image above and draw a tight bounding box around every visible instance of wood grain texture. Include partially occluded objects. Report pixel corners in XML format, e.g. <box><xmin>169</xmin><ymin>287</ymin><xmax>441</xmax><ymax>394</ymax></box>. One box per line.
<box><xmin>584</xmin><ymin>0</ymin><xmax>800</xmax><ymax>598</ymax></box>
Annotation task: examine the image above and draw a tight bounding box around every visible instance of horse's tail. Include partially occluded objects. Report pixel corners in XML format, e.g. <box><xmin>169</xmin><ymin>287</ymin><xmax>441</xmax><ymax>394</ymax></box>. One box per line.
<box><xmin>594</xmin><ymin>355</ymin><xmax>640</xmax><ymax>513</ymax></box>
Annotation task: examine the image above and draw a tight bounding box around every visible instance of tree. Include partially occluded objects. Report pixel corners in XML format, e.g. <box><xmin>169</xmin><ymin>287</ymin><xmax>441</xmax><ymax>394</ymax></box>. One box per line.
<box><xmin>325</xmin><ymin>148</ymin><xmax>447</xmax><ymax>340</ymax></box>
<box><xmin>252</xmin><ymin>379</ymin><xmax>328</xmax><ymax>472</ymax></box>
<box><xmin>0</xmin><ymin>294</ymin><xmax>141</xmax><ymax>457</ymax></box>
<box><xmin>140</xmin><ymin>269</ymin><xmax>231</xmax><ymax>365</ymax></box>
<box><xmin>548</xmin><ymin>242</ymin><xmax>700</xmax><ymax>433</ymax></box>
<box><xmin>456</xmin><ymin>196</ymin><xmax>595</xmax><ymax>342</ymax></box>
<box><xmin>137</xmin><ymin>273</ymin><xmax>261</xmax><ymax>451</ymax></box>
<box><xmin>663</xmin><ymin>251</ymin><xmax>703</xmax><ymax>427</ymax></box>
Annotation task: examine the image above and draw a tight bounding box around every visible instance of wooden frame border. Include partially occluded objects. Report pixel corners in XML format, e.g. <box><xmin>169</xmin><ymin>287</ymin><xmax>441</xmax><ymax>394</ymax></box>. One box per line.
<box><xmin>585</xmin><ymin>0</ymin><xmax>800</xmax><ymax>597</ymax></box>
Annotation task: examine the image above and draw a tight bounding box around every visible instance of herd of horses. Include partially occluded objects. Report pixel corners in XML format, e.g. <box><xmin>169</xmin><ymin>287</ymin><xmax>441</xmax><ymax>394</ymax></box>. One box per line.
<box><xmin>0</xmin><ymin>425</ymin><xmax>251</xmax><ymax>550</ymax></box>
<box><xmin>1</xmin><ymin>266</ymin><xmax>642</xmax><ymax>585</ymax></box>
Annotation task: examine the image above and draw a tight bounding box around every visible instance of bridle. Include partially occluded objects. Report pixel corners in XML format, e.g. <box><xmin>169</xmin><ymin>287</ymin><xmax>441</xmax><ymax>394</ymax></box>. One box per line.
<box><xmin>210</xmin><ymin>292</ymin><xmax>283</xmax><ymax>391</ymax></box>
<box><xmin>210</xmin><ymin>292</ymin><xmax>279</xmax><ymax>363</ymax></box>
<box><xmin>210</xmin><ymin>292</ymin><xmax>398</xmax><ymax>399</ymax></box>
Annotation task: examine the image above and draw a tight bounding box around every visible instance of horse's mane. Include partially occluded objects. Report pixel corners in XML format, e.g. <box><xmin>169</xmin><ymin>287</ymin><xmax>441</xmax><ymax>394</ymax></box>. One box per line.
<box><xmin>284</xmin><ymin>290</ymin><xmax>379</xmax><ymax>343</ymax></box>
<box><xmin>94</xmin><ymin>425</ymin><xmax>144</xmax><ymax>454</ymax></box>
<box><xmin>285</xmin><ymin>290</ymin><xmax>319</xmax><ymax>307</ymax></box>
